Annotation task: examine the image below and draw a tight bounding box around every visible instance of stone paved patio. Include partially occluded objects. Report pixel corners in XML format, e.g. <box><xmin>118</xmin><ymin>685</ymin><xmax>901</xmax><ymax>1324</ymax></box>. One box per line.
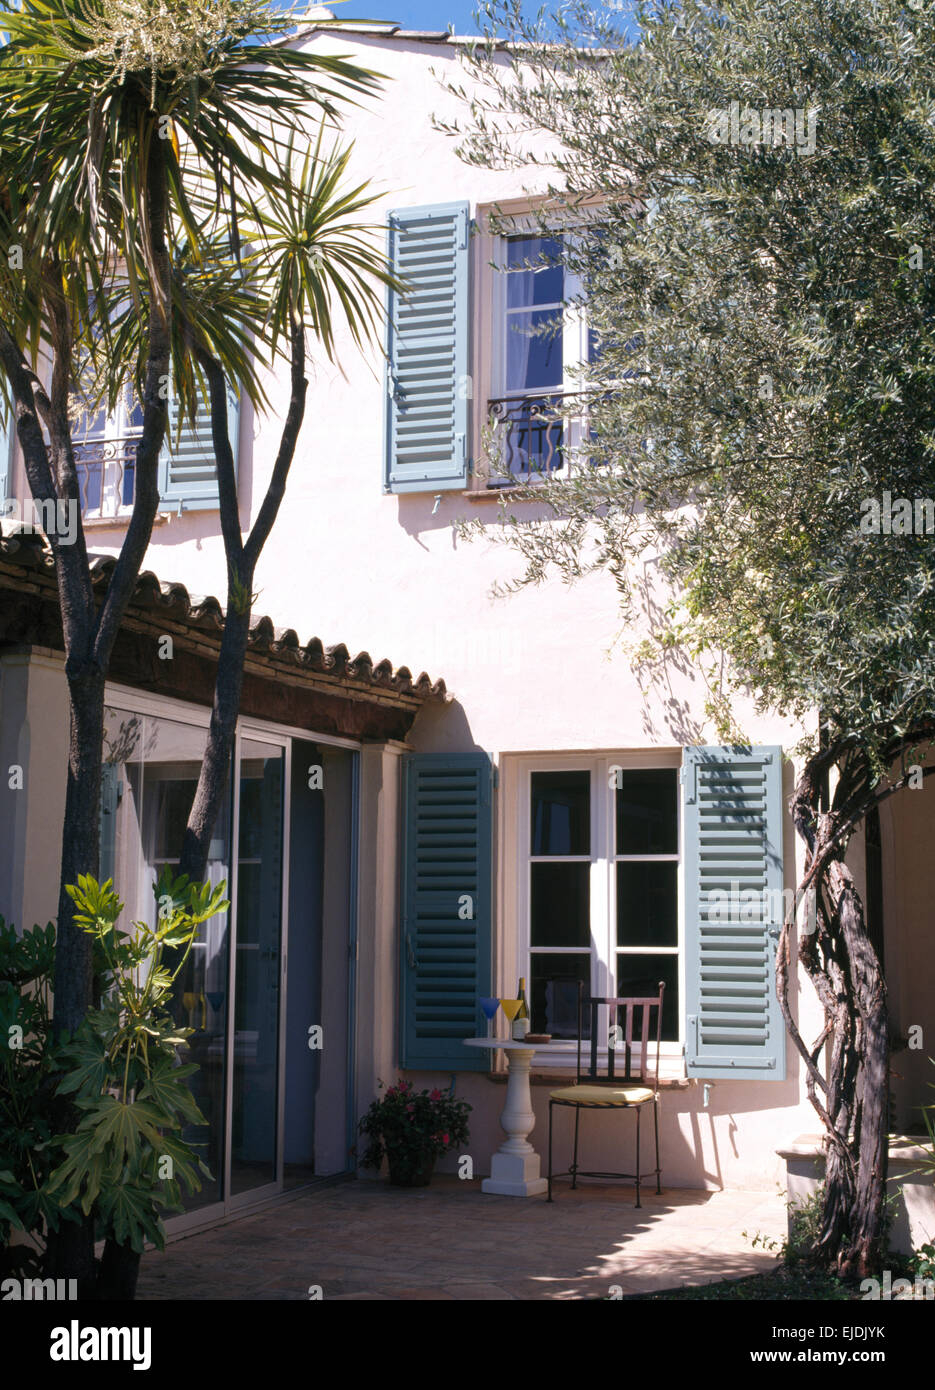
<box><xmin>137</xmin><ymin>1178</ymin><xmax>788</xmax><ymax>1300</ymax></box>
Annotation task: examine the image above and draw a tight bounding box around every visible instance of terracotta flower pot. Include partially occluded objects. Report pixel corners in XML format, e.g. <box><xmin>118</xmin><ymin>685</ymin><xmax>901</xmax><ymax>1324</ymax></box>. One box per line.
<box><xmin>386</xmin><ymin>1148</ymin><xmax>436</xmax><ymax>1187</ymax></box>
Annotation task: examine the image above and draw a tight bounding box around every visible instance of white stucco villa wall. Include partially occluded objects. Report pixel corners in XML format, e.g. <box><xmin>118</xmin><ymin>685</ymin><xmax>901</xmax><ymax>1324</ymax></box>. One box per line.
<box><xmin>79</xmin><ymin>26</ymin><xmax>808</xmax><ymax>760</ymax></box>
<box><xmin>3</xmin><ymin>27</ymin><xmax>863</xmax><ymax>1193</ymax></box>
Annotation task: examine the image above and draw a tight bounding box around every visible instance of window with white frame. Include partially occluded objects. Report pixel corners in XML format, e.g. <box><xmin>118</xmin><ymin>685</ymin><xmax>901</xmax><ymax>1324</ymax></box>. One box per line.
<box><xmin>74</xmin><ymin>382</ymin><xmax>142</xmax><ymax>519</ymax></box>
<box><xmin>520</xmin><ymin>756</ymin><xmax>681</xmax><ymax>1048</ymax></box>
<box><xmin>486</xmin><ymin>231</ymin><xmax>594</xmax><ymax>485</ymax></box>
<box><xmin>71</xmin><ymin>283</ymin><xmax>143</xmax><ymax>519</ymax></box>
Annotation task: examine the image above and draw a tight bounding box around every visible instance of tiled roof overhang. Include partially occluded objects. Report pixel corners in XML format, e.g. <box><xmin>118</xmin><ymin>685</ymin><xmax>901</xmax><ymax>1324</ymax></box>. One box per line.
<box><xmin>292</xmin><ymin>16</ymin><xmax>522</xmax><ymax>48</ymax></box>
<box><xmin>298</xmin><ymin>20</ymin><xmax>478</xmax><ymax>45</ymax></box>
<box><xmin>0</xmin><ymin>531</ymin><xmax>446</xmax><ymax>742</ymax></box>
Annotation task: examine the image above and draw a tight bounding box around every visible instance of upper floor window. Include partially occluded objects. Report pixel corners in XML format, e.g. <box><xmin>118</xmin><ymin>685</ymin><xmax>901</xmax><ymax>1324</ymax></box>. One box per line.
<box><xmin>382</xmin><ymin>200</ymin><xmax>598</xmax><ymax>497</ymax></box>
<box><xmin>74</xmin><ymin>384</ymin><xmax>142</xmax><ymax>520</ymax></box>
<box><xmin>503</xmin><ymin>234</ymin><xmax>566</xmax><ymax>396</ymax></box>
<box><xmin>487</xmin><ymin>231</ymin><xmax>595</xmax><ymax>487</ymax></box>
<box><xmin>71</xmin><ymin>378</ymin><xmax>239</xmax><ymax>522</ymax></box>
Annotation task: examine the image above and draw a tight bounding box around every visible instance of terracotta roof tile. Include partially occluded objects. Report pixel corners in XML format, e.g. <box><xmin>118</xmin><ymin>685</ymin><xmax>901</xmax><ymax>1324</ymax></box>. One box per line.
<box><xmin>0</xmin><ymin>529</ymin><xmax>446</xmax><ymax>704</ymax></box>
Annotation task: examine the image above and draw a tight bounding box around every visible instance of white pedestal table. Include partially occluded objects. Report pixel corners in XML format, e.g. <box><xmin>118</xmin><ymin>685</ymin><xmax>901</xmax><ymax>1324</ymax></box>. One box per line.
<box><xmin>463</xmin><ymin>1037</ymin><xmax>549</xmax><ymax>1197</ymax></box>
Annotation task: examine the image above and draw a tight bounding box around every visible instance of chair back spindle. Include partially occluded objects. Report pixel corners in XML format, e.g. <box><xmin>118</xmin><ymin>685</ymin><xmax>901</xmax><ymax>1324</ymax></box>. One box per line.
<box><xmin>575</xmin><ymin>980</ymin><xmax>665</xmax><ymax>1088</ymax></box>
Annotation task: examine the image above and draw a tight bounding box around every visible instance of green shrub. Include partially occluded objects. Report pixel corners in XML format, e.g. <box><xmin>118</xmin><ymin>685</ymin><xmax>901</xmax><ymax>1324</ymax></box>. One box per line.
<box><xmin>782</xmin><ymin>1185</ymin><xmax>829</xmax><ymax>1269</ymax></box>
<box><xmin>0</xmin><ymin>919</ymin><xmax>75</xmax><ymax>1276</ymax></box>
<box><xmin>0</xmin><ymin>869</ymin><xmax>228</xmax><ymax>1269</ymax></box>
<box><xmin>358</xmin><ymin>1078</ymin><xmax>471</xmax><ymax>1179</ymax></box>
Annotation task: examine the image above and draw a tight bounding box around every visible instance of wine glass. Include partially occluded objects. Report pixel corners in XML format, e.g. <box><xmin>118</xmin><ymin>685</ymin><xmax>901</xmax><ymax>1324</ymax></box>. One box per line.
<box><xmin>479</xmin><ymin>996</ymin><xmax>500</xmax><ymax>1040</ymax></box>
<box><xmin>499</xmin><ymin>998</ymin><xmax>521</xmax><ymax>1040</ymax></box>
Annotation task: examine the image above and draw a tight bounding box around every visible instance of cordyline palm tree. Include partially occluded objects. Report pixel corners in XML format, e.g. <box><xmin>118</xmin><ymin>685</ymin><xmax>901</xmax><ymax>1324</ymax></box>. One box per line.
<box><xmin>0</xmin><ymin>0</ymin><xmax>394</xmax><ymax>1294</ymax></box>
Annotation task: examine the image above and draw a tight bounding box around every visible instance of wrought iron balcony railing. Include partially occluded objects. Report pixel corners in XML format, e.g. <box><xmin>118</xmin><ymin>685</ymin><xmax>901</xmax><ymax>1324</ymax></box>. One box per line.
<box><xmin>484</xmin><ymin>393</ymin><xmax>597</xmax><ymax>485</ymax></box>
<box><xmin>74</xmin><ymin>436</ymin><xmax>138</xmax><ymax>519</ymax></box>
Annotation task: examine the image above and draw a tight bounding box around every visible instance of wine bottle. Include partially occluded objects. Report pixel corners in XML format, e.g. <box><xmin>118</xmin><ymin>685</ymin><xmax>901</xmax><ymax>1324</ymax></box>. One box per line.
<box><xmin>513</xmin><ymin>977</ymin><xmax>530</xmax><ymax>1039</ymax></box>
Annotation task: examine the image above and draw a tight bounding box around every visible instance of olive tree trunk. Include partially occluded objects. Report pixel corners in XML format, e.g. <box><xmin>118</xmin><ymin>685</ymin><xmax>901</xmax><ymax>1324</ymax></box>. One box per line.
<box><xmin>776</xmin><ymin>738</ymin><xmax>927</xmax><ymax>1278</ymax></box>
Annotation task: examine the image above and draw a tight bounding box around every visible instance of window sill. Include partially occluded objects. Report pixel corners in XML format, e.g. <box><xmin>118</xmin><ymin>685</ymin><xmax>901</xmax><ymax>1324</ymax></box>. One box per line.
<box><xmin>462</xmin><ymin>481</ymin><xmax>555</xmax><ymax>499</ymax></box>
<box><xmin>485</xmin><ymin>1071</ymin><xmax>693</xmax><ymax>1089</ymax></box>
<box><xmin>83</xmin><ymin>512</ymin><xmax>169</xmax><ymax>529</ymax></box>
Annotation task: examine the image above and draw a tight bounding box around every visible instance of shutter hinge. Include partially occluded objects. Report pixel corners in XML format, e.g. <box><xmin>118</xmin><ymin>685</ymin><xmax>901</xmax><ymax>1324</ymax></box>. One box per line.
<box><xmin>458</xmin><ymin>208</ymin><xmax>469</xmax><ymax>249</ymax></box>
<box><xmin>455</xmin><ymin>431</ymin><xmax>466</xmax><ymax>464</ymax></box>
<box><xmin>492</xmin><ymin>765</ymin><xmax>499</xmax><ymax>790</ymax></box>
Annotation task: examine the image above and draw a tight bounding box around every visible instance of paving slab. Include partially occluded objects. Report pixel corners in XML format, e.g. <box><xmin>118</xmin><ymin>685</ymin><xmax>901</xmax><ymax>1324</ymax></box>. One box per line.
<box><xmin>136</xmin><ymin>1177</ymin><xmax>787</xmax><ymax>1301</ymax></box>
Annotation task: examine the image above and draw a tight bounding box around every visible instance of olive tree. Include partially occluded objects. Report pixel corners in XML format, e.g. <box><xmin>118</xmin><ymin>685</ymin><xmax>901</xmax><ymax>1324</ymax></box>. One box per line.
<box><xmin>447</xmin><ymin>0</ymin><xmax>935</xmax><ymax>1276</ymax></box>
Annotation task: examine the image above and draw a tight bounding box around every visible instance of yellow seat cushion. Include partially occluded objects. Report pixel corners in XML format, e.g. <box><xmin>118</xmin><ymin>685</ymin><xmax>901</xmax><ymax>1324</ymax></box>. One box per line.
<box><xmin>550</xmin><ymin>1085</ymin><xmax>655</xmax><ymax>1107</ymax></box>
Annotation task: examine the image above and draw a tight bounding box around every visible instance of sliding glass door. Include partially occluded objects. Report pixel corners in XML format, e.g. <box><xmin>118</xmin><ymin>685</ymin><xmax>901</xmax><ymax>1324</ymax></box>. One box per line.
<box><xmin>229</xmin><ymin>738</ymin><xmax>285</xmax><ymax>1202</ymax></box>
<box><xmin>102</xmin><ymin>701</ymin><xmax>356</xmax><ymax>1230</ymax></box>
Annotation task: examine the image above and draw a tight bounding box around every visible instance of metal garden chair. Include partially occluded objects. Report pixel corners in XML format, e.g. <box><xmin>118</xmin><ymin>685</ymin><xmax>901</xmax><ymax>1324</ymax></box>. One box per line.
<box><xmin>547</xmin><ymin>980</ymin><xmax>665</xmax><ymax>1208</ymax></box>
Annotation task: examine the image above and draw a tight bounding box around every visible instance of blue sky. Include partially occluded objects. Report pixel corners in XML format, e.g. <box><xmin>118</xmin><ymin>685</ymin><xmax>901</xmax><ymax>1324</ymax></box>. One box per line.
<box><xmin>322</xmin><ymin>4</ymin><xmax>639</xmax><ymax>38</ymax></box>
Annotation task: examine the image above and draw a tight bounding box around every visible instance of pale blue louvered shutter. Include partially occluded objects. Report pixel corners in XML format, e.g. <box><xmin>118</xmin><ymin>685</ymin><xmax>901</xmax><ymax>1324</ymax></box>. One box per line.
<box><xmin>682</xmin><ymin>745</ymin><xmax>787</xmax><ymax>1080</ymax></box>
<box><xmin>0</xmin><ymin>397</ymin><xmax>13</xmax><ymax>504</ymax></box>
<box><xmin>158</xmin><ymin>385</ymin><xmax>240</xmax><ymax>512</ymax></box>
<box><xmin>400</xmin><ymin>753</ymin><xmax>492</xmax><ymax>1070</ymax></box>
<box><xmin>384</xmin><ymin>202</ymin><xmax>471</xmax><ymax>494</ymax></box>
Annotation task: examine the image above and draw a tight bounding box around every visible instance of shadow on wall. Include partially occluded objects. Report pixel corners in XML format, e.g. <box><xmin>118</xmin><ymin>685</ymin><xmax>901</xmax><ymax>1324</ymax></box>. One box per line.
<box><xmin>407</xmin><ymin>697</ymin><xmax>486</xmax><ymax>754</ymax></box>
<box><xmin>391</xmin><ymin>487</ymin><xmax>569</xmax><ymax>549</ymax></box>
<box><xmin>879</xmin><ymin>758</ymin><xmax>935</xmax><ymax>1134</ymax></box>
<box><xmin>391</xmin><ymin>492</ymin><xmax>753</xmax><ymax>755</ymax></box>
<box><xmin>536</xmin><ymin>1071</ymin><xmax>807</xmax><ymax>1192</ymax></box>
<box><xmin>420</xmin><ymin>1069</ymin><xmax>806</xmax><ymax>1192</ymax></box>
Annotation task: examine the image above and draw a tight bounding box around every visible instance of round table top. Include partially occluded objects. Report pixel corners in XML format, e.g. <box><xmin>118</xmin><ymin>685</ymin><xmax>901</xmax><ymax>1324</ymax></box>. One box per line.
<box><xmin>463</xmin><ymin>1036</ymin><xmax>542</xmax><ymax>1050</ymax></box>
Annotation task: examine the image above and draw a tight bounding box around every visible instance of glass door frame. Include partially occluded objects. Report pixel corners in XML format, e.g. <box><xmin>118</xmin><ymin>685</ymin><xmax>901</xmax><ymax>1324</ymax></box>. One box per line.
<box><xmin>102</xmin><ymin>683</ymin><xmax>363</xmax><ymax>1237</ymax></box>
<box><xmin>226</xmin><ymin>725</ymin><xmax>291</xmax><ymax>1212</ymax></box>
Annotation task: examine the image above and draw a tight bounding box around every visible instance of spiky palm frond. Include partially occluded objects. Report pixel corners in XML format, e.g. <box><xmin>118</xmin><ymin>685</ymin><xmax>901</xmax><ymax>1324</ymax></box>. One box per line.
<box><xmin>256</xmin><ymin>126</ymin><xmax>399</xmax><ymax>362</ymax></box>
<box><xmin>0</xmin><ymin>0</ymin><xmax>386</xmax><ymax>421</ymax></box>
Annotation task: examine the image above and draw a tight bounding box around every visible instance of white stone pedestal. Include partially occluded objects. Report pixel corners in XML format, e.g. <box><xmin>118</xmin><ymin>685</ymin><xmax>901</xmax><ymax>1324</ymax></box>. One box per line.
<box><xmin>463</xmin><ymin>1038</ymin><xmax>549</xmax><ymax>1197</ymax></box>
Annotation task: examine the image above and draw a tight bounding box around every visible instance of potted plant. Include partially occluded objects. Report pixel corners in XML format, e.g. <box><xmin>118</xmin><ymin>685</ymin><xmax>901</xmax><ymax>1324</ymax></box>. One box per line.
<box><xmin>358</xmin><ymin>1079</ymin><xmax>471</xmax><ymax>1187</ymax></box>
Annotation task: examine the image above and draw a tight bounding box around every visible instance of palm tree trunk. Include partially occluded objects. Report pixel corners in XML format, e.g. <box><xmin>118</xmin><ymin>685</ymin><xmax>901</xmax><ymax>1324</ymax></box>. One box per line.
<box><xmin>178</xmin><ymin>596</ymin><xmax>252</xmax><ymax>884</ymax></box>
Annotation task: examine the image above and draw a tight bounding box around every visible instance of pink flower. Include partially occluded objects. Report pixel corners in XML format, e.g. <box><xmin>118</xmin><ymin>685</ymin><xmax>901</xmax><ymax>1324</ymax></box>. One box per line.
<box><xmin>430</xmin><ymin>1089</ymin><xmax>442</xmax><ymax>1101</ymax></box>
<box><xmin>441</xmin><ymin>1133</ymin><xmax>450</xmax><ymax>1146</ymax></box>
